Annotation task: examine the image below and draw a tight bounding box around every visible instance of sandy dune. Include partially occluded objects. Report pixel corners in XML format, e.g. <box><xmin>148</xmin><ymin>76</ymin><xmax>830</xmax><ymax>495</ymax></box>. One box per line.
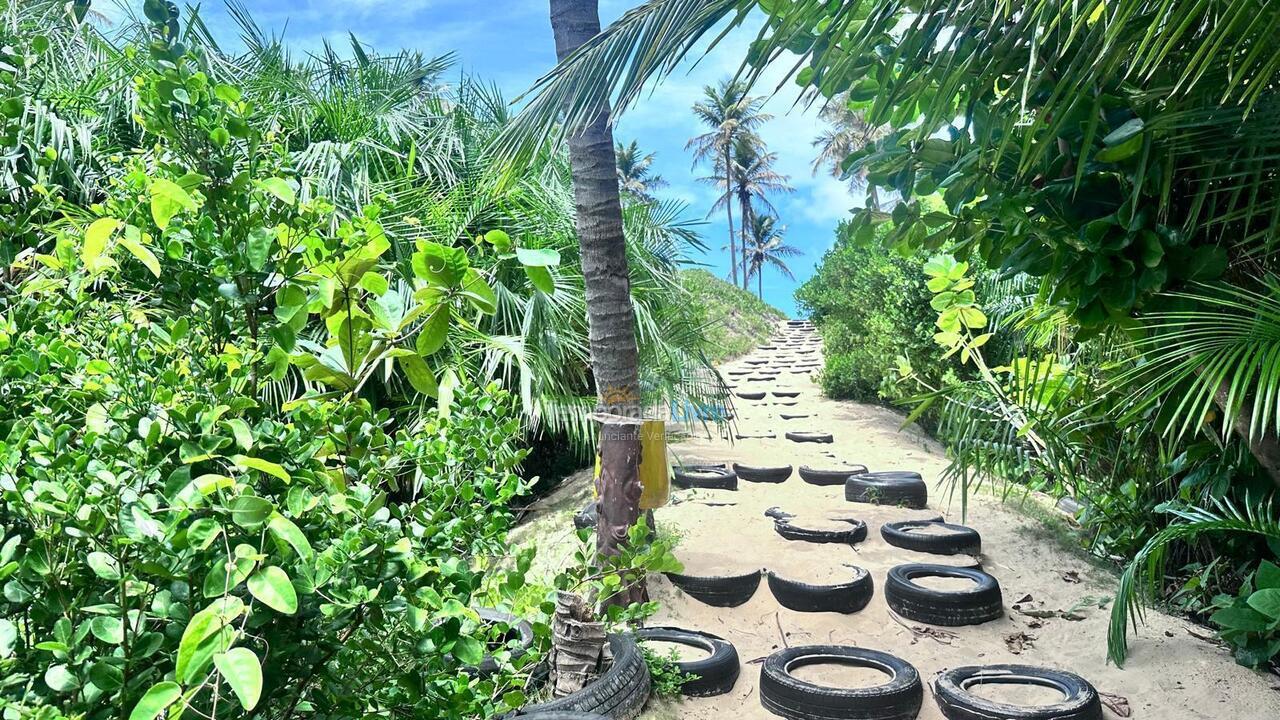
<box><xmin>513</xmin><ymin>321</ymin><xmax>1280</xmax><ymax>719</ymax></box>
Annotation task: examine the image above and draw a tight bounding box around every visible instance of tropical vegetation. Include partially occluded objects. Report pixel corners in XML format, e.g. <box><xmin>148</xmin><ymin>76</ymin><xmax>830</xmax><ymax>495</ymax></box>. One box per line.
<box><xmin>506</xmin><ymin>0</ymin><xmax>1280</xmax><ymax>672</ymax></box>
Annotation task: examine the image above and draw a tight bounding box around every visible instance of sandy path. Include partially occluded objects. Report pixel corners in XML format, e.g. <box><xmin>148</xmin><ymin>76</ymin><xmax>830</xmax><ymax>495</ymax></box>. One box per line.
<box><xmin>513</xmin><ymin>321</ymin><xmax>1280</xmax><ymax>719</ymax></box>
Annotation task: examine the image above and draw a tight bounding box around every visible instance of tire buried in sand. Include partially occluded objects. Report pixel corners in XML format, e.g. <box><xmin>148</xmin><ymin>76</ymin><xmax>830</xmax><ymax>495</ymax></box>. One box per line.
<box><xmin>734</xmin><ymin>463</ymin><xmax>793</xmax><ymax>483</ymax></box>
<box><xmin>884</xmin><ymin>564</ymin><xmax>1003</xmax><ymax>626</ymax></box>
<box><xmin>518</xmin><ymin>634</ymin><xmax>650</xmax><ymax>720</ymax></box>
<box><xmin>664</xmin><ymin>568</ymin><xmax>762</xmax><ymax>607</ymax></box>
<box><xmin>766</xmin><ymin>568</ymin><xmax>874</xmax><ymax>613</ymax></box>
<box><xmin>844</xmin><ymin>471</ymin><xmax>927</xmax><ymax>508</ymax></box>
<box><xmin>932</xmin><ymin>665</ymin><xmax>1103</xmax><ymax>720</ymax></box>
<box><xmin>881</xmin><ymin>520</ymin><xmax>980</xmax><ymax>555</ymax></box>
<box><xmin>759</xmin><ymin>645</ymin><xmax>922</xmax><ymax>720</ymax></box>
<box><xmin>799</xmin><ymin>464</ymin><xmax>869</xmax><ymax>487</ymax></box>
<box><xmin>673</xmin><ymin>464</ymin><xmax>737</xmax><ymax>491</ymax></box>
<box><xmin>636</xmin><ymin>626</ymin><xmax>740</xmax><ymax>697</ymax></box>
<box><xmin>786</xmin><ymin>431</ymin><xmax>834</xmax><ymax>444</ymax></box>
<box><xmin>773</xmin><ymin>518</ymin><xmax>867</xmax><ymax>545</ymax></box>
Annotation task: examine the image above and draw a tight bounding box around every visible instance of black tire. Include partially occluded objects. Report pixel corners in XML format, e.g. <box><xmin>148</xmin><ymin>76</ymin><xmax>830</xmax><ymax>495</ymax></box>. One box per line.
<box><xmin>933</xmin><ymin>665</ymin><xmax>1103</xmax><ymax>720</ymax></box>
<box><xmin>766</xmin><ymin>568</ymin><xmax>874</xmax><ymax>614</ymax></box>
<box><xmin>673</xmin><ymin>465</ymin><xmax>738</xmax><ymax>491</ymax></box>
<box><xmin>772</xmin><ymin>390</ymin><xmax>800</xmax><ymax>398</ymax></box>
<box><xmin>665</xmin><ymin>569</ymin><xmax>762</xmax><ymax>607</ymax></box>
<box><xmin>736</xmin><ymin>432</ymin><xmax>777</xmax><ymax>440</ymax></box>
<box><xmin>759</xmin><ymin>645</ymin><xmax>922</xmax><ymax>720</ymax></box>
<box><xmin>519</xmin><ymin>634</ymin><xmax>650</xmax><ymax>720</ymax></box>
<box><xmin>844</xmin><ymin>472</ymin><xmax>927</xmax><ymax>509</ymax></box>
<box><xmin>881</xmin><ymin>521</ymin><xmax>981</xmax><ymax>555</ymax></box>
<box><xmin>773</xmin><ymin>518</ymin><xmax>868</xmax><ymax>545</ymax></box>
<box><xmin>798</xmin><ymin>465</ymin><xmax>869</xmax><ymax>487</ymax></box>
<box><xmin>573</xmin><ymin>500</ymin><xmax>597</xmax><ymax>530</ymax></box>
<box><xmin>884</xmin><ymin>564</ymin><xmax>1003</xmax><ymax>626</ymax></box>
<box><xmin>779</xmin><ymin>413</ymin><xmax>810</xmax><ymax>420</ymax></box>
<box><xmin>519</xmin><ymin>714</ymin><xmax>608</xmax><ymax>720</ymax></box>
<box><xmin>786</xmin><ymin>431</ymin><xmax>834</xmax><ymax>444</ymax></box>
<box><xmin>764</xmin><ymin>506</ymin><xmax>795</xmax><ymax>521</ymax></box>
<box><xmin>734</xmin><ymin>463</ymin><xmax>793</xmax><ymax>483</ymax></box>
<box><xmin>737</xmin><ymin>391</ymin><xmax>767</xmax><ymax>400</ymax></box>
<box><xmin>636</xmin><ymin>626</ymin><xmax>740</xmax><ymax>697</ymax></box>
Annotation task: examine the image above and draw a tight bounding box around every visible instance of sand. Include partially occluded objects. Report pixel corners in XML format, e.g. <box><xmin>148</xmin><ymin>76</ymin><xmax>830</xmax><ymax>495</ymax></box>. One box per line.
<box><xmin>511</xmin><ymin>321</ymin><xmax>1280</xmax><ymax>719</ymax></box>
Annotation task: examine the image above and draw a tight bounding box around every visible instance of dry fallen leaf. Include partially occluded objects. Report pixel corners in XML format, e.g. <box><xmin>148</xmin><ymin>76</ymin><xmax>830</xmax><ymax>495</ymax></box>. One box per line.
<box><xmin>1099</xmin><ymin>691</ymin><xmax>1132</xmax><ymax>717</ymax></box>
<box><xmin>1004</xmin><ymin>631</ymin><xmax>1036</xmax><ymax>654</ymax></box>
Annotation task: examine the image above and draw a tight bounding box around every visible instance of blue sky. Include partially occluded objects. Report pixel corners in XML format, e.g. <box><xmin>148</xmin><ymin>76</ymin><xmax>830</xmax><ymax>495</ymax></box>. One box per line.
<box><xmin>122</xmin><ymin>1</ymin><xmax>867</xmax><ymax>315</ymax></box>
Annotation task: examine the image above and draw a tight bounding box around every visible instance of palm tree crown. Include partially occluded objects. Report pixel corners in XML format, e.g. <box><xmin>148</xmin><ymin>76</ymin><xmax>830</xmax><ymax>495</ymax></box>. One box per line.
<box><xmin>686</xmin><ymin>78</ymin><xmax>770</xmax><ymax>287</ymax></box>
<box><xmin>744</xmin><ymin>214</ymin><xmax>801</xmax><ymax>299</ymax></box>
<box><xmin>615</xmin><ymin>139</ymin><xmax>667</xmax><ymax>200</ymax></box>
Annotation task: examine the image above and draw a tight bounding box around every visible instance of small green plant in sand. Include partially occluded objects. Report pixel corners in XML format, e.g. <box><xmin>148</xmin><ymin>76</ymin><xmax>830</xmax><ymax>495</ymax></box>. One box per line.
<box><xmin>640</xmin><ymin>647</ymin><xmax>695</xmax><ymax>699</ymax></box>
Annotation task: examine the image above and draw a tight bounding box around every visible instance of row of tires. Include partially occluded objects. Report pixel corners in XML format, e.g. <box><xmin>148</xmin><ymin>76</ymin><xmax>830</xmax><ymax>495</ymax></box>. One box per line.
<box><xmin>673</xmin><ymin>464</ymin><xmax>928</xmax><ymax>508</ymax></box>
<box><xmin>769</xmin><ymin>514</ymin><xmax>980</xmax><ymax>557</ymax></box>
<box><xmin>665</xmin><ymin>563</ymin><xmax>1003</xmax><ymax>626</ymax></box>
<box><xmin>515</xmin><ymin>634</ymin><xmax>1102</xmax><ymax>720</ymax></box>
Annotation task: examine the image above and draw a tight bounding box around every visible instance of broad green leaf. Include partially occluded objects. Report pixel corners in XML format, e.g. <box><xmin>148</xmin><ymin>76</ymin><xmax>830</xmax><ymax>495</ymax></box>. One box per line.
<box><xmin>228</xmin><ymin>495</ymin><xmax>273</xmax><ymax>527</ymax></box>
<box><xmin>214</xmin><ymin>647</ymin><xmax>262</xmax><ymax>710</ymax></box>
<box><xmin>214</xmin><ymin>84</ymin><xmax>241</xmax><ymax>103</ymax></box>
<box><xmin>117</xmin><ymin>225</ymin><xmax>161</xmax><ymax>277</ymax></box>
<box><xmin>412</xmin><ymin>241</ymin><xmax>467</xmax><ymax>286</ymax></box>
<box><xmin>203</xmin><ymin>554</ymin><xmax>255</xmax><ymax>597</ymax></box>
<box><xmin>90</xmin><ymin>616</ymin><xmax>124</xmax><ymax>644</ymax></box>
<box><xmin>484</xmin><ymin>229</ymin><xmax>512</xmax><ymax>250</ymax></box>
<box><xmin>1211</xmin><ymin>606</ymin><xmax>1272</xmax><ymax>632</ymax></box>
<box><xmin>399</xmin><ymin>354</ymin><xmax>438</xmax><ymax>396</ymax></box>
<box><xmin>1257</xmin><ymin>560</ymin><xmax>1280</xmax><ymax>590</ymax></box>
<box><xmin>224</xmin><ymin>419</ymin><xmax>253</xmax><ymax>451</ymax></box>
<box><xmin>246</xmin><ymin>227</ymin><xmax>274</xmax><ymax>271</ymax></box>
<box><xmin>461</xmin><ymin>268</ymin><xmax>497</xmax><ymax>314</ymax></box>
<box><xmin>187</xmin><ymin>518</ymin><xmax>223</xmax><ymax>550</ymax></box>
<box><xmin>176</xmin><ymin>598</ymin><xmax>243</xmax><ymax>680</ymax></box>
<box><xmin>257</xmin><ymin>178</ymin><xmax>296</xmax><ymax>205</ymax></box>
<box><xmin>193</xmin><ymin>474</ymin><xmax>234</xmax><ymax>495</ymax></box>
<box><xmin>1246</xmin><ymin>588</ymin><xmax>1280</xmax><ymax>619</ymax></box>
<box><xmin>1102</xmin><ymin>117</ymin><xmax>1145</xmax><ymax>146</ymax></box>
<box><xmin>82</xmin><ymin>218</ymin><xmax>120</xmax><ymax>271</ymax></box>
<box><xmin>232</xmin><ymin>455</ymin><xmax>290</xmax><ymax>483</ymax></box>
<box><xmin>149</xmin><ymin>179</ymin><xmax>198</xmax><ymax>230</ymax></box>
<box><xmin>515</xmin><ymin>247</ymin><xmax>560</xmax><ymax>267</ymax></box>
<box><xmin>247</xmin><ymin>566</ymin><xmax>297</xmax><ymax>614</ymax></box>
<box><xmin>415</xmin><ymin>308</ymin><xmax>450</xmax><ymax>356</ymax></box>
<box><xmin>525</xmin><ymin>265</ymin><xmax>554</xmax><ymax>294</ymax></box>
<box><xmin>0</xmin><ymin>618</ymin><xmax>16</xmax><ymax>657</ymax></box>
<box><xmin>452</xmin><ymin>635</ymin><xmax>485</xmax><ymax>665</ymax></box>
<box><xmin>267</xmin><ymin>513</ymin><xmax>314</xmax><ymax>562</ymax></box>
<box><xmin>88</xmin><ymin>661</ymin><xmax>124</xmax><ymax>690</ymax></box>
<box><xmin>87</xmin><ymin>551</ymin><xmax>121</xmax><ymax>580</ymax></box>
<box><xmin>128</xmin><ymin>682</ymin><xmax>182</xmax><ymax>720</ymax></box>
<box><xmin>44</xmin><ymin>664</ymin><xmax>78</xmax><ymax>692</ymax></box>
<box><xmin>359</xmin><ymin>271</ymin><xmax>389</xmax><ymax>296</ymax></box>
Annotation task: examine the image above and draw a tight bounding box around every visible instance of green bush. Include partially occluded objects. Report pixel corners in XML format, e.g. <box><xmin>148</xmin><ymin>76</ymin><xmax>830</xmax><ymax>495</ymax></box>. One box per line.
<box><xmin>795</xmin><ymin>221</ymin><xmax>945</xmax><ymax>404</ymax></box>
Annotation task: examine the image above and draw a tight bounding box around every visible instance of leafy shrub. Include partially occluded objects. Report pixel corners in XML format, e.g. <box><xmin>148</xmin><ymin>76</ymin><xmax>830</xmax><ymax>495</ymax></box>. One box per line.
<box><xmin>795</xmin><ymin>220</ymin><xmax>947</xmax><ymax>404</ymax></box>
<box><xmin>640</xmin><ymin>647</ymin><xmax>694</xmax><ymax>699</ymax></box>
<box><xmin>1209</xmin><ymin>560</ymin><xmax>1280</xmax><ymax>668</ymax></box>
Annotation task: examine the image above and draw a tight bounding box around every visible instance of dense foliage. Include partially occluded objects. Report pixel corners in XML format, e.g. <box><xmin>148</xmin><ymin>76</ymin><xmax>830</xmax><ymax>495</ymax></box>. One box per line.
<box><xmin>0</xmin><ymin>1</ymin><xmax>710</xmax><ymax>717</ymax></box>
<box><xmin>796</xmin><ymin>220</ymin><xmax>948</xmax><ymax>403</ymax></box>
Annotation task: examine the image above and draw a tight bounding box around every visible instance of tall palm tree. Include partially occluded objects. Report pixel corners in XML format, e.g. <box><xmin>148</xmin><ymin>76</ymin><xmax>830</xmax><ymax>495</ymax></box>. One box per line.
<box><xmin>686</xmin><ymin>78</ymin><xmax>769</xmax><ymax>287</ymax></box>
<box><xmin>615</xmin><ymin>139</ymin><xmax>666</xmax><ymax>200</ymax></box>
<box><xmin>744</xmin><ymin>214</ymin><xmax>801</xmax><ymax>300</ymax></box>
<box><xmin>811</xmin><ymin>94</ymin><xmax>889</xmax><ymax>209</ymax></box>
<box><xmin>547</xmin><ymin>0</ymin><xmax>645</xmax><ymax>604</ymax></box>
<box><xmin>703</xmin><ymin>137</ymin><xmax>792</xmax><ymax>289</ymax></box>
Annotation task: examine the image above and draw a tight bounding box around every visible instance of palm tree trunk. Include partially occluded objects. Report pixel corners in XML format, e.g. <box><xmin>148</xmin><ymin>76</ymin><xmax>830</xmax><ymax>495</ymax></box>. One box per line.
<box><xmin>549</xmin><ymin>0</ymin><xmax>646</xmax><ymax>605</ymax></box>
<box><xmin>739</xmin><ymin>192</ymin><xmax>752</xmax><ymax>290</ymax></box>
<box><xmin>757</xmin><ymin>266</ymin><xmax>762</xmax><ymax>300</ymax></box>
<box><xmin>723</xmin><ymin>144</ymin><xmax>737</xmax><ymax>287</ymax></box>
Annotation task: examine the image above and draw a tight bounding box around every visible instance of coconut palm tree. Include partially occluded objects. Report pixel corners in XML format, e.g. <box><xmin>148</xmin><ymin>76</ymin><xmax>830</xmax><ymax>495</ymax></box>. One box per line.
<box><xmin>686</xmin><ymin>78</ymin><xmax>769</xmax><ymax>287</ymax></box>
<box><xmin>547</xmin><ymin>0</ymin><xmax>645</xmax><ymax>601</ymax></box>
<box><xmin>615</xmin><ymin>139</ymin><xmax>666</xmax><ymax>200</ymax></box>
<box><xmin>703</xmin><ymin>136</ymin><xmax>792</xmax><ymax>288</ymax></box>
<box><xmin>811</xmin><ymin>94</ymin><xmax>889</xmax><ymax>209</ymax></box>
<box><xmin>744</xmin><ymin>214</ymin><xmax>801</xmax><ymax>300</ymax></box>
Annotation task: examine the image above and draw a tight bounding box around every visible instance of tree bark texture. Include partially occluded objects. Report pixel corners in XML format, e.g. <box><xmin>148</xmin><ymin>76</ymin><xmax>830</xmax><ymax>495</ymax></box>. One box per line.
<box><xmin>724</xmin><ymin>144</ymin><xmax>737</xmax><ymax>287</ymax></box>
<box><xmin>549</xmin><ymin>0</ymin><xmax>647</xmax><ymax>604</ymax></box>
<box><xmin>1214</xmin><ymin>381</ymin><xmax>1280</xmax><ymax>490</ymax></box>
